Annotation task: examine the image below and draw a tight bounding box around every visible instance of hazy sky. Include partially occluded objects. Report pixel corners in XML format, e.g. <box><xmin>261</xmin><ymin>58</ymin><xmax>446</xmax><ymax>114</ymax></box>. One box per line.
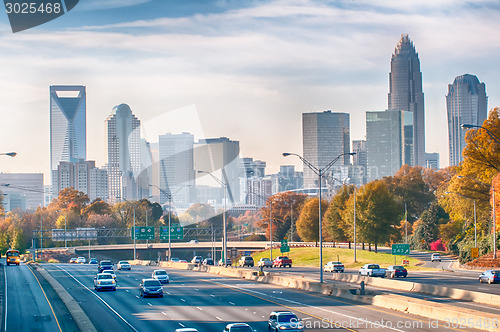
<box><xmin>0</xmin><ymin>0</ymin><xmax>499</xmax><ymax>184</ymax></box>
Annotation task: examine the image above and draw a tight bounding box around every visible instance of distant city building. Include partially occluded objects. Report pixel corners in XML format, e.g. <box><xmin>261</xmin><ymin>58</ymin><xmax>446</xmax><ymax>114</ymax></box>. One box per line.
<box><xmin>388</xmin><ymin>35</ymin><xmax>425</xmax><ymax>167</ymax></box>
<box><xmin>271</xmin><ymin>165</ymin><xmax>303</xmax><ymax>193</ymax></box>
<box><xmin>425</xmin><ymin>152</ymin><xmax>440</xmax><ymax>170</ymax></box>
<box><xmin>352</xmin><ymin>140</ymin><xmax>367</xmax><ymax>185</ymax></box>
<box><xmin>302</xmin><ymin>111</ymin><xmax>350</xmax><ymax>189</ymax></box>
<box><xmin>50</xmin><ymin>85</ymin><xmax>86</xmax><ymax>191</ymax></box>
<box><xmin>52</xmin><ymin>159</ymin><xmax>108</xmax><ymax>201</ymax></box>
<box><xmin>105</xmin><ymin>104</ymin><xmax>144</xmax><ymax>202</ymax></box>
<box><xmin>366</xmin><ymin>110</ymin><xmax>414</xmax><ymax>181</ymax></box>
<box><xmin>158</xmin><ymin>132</ymin><xmax>195</xmax><ymax>208</ymax></box>
<box><xmin>196</xmin><ymin>185</ymin><xmax>223</xmax><ymax>206</ymax></box>
<box><xmin>241</xmin><ymin>158</ymin><xmax>266</xmax><ymax>178</ymax></box>
<box><xmin>242</xmin><ymin>178</ymin><xmax>272</xmax><ymax>206</ymax></box>
<box><xmin>44</xmin><ymin>185</ymin><xmax>53</xmax><ymax>207</ymax></box>
<box><xmin>446</xmin><ymin>74</ymin><xmax>488</xmax><ymax>166</ymax></box>
<box><xmin>194</xmin><ymin>137</ymin><xmax>241</xmax><ymax>205</ymax></box>
<box><xmin>0</xmin><ymin>173</ymin><xmax>44</xmax><ymax>210</ymax></box>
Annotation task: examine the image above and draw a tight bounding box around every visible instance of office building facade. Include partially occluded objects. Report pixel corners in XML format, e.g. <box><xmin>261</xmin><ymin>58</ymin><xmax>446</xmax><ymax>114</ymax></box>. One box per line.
<box><xmin>446</xmin><ymin>74</ymin><xmax>488</xmax><ymax>166</ymax></box>
<box><xmin>302</xmin><ymin>111</ymin><xmax>350</xmax><ymax>189</ymax></box>
<box><xmin>388</xmin><ymin>35</ymin><xmax>425</xmax><ymax>167</ymax></box>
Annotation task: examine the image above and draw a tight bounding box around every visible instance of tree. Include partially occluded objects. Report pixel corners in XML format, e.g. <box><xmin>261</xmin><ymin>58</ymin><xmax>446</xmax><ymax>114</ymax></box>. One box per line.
<box><xmin>410</xmin><ymin>202</ymin><xmax>449</xmax><ymax>250</ymax></box>
<box><xmin>258</xmin><ymin>192</ymin><xmax>307</xmax><ymax>241</ymax></box>
<box><xmin>179</xmin><ymin>203</ymin><xmax>215</xmax><ymax>224</ymax></box>
<box><xmin>352</xmin><ymin>180</ymin><xmax>403</xmax><ymax>252</ymax></box>
<box><xmin>49</xmin><ymin>187</ymin><xmax>90</xmax><ymax>213</ymax></box>
<box><xmin>82</xmin><ymin>198</ymin><xmax>112</xmax><ymax>217</ymax></box>
<box><xmin>295</xmin><ymin>198</ymin><xmax>328</xmax><ymax>243</ymax></box>
<box><xmin>324</xmin><ymin>185</ymin><xmax>354</xmax><ymax>243</ymax></box>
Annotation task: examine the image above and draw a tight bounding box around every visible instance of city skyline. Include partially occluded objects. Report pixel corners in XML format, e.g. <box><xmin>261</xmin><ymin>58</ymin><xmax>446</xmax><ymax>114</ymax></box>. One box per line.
<box><xmin>0</xmin><ymin>0</ymin><xmax>499</xmax><ymax>183</ymax></box>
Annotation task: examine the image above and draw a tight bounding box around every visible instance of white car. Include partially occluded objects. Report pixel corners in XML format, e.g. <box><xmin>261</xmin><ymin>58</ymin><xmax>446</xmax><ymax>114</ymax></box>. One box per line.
<box><xmin>431</xmin><ymin>253</ymin><xmax>442</xmax><ymax>262</ymax></box>
<box><xmin>152</xmin><ymin>270</ymin><xmax>170</xmax><ymax>284</ymax></box>
<box><xmin>323</xmin><ymin>261</ymin><xmax>345</xmax><ymax>273</ymax></box>
<box><xmin>101</xmin><ymin>269</ymin><xmax>117</xmax><ymax>280</ymax></box>
<box><xmin>257</xmin><ymin>257</ymin><xmax>273</xmax><ymax>268</ymax></box>
<box><xmin>117</xmin><ymin>260</ymin><xmax>131</xmax><ymax>270</ymax></box>
<box><xmin>77</xmin><ymin>257</ymin><xmax>86</xmax><ymax>264</ymax></box>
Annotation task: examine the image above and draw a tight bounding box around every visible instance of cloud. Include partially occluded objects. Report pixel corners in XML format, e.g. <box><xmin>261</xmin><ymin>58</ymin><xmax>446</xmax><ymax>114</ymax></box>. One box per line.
<box><xmin>77</xmin><ymin>0</ymin><xmax>153</xmax><ymax>11</ymax></box>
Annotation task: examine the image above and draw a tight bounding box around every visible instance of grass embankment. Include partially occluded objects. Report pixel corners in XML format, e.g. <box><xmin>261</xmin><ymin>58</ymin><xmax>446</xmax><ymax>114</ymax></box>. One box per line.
<box><xmin>251</xmin><ymin>247</ymin><xmax>431</xmax><ymax>271</ymax></box>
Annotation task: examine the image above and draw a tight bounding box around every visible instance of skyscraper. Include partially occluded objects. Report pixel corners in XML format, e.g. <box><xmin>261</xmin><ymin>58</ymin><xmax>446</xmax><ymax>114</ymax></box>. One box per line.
<box><xmin>302</xmin><ymin>111</ymin><xmax>350</xmax><ymax>189</ymax></box>
<box><xmin>366</xmin><ymin>110</ymin><xmax>413</xmax><ymax>182</ymax></box>
<box><xmin>158</xmin><ymin>132</ymin><xmax>195</xmax><ymax>208</ymax></box>
<box><xmin>50</xmin><ymin>85</ymin><xmax>86</xmax><ymax>187</ymax></box>
<box><xmin>105</xmin><ymin>104</ymin><xmax>142</xmax><ymax>201</ymax></box>
<box><xmin>388</xmin><ymin>35</ymin><xmax>425</xmax><ymax>167</ymax></box>
<box><xmin>446</xmin><ymin>74</ymin><xmax>488</xmax><ymax>166</ymax></box>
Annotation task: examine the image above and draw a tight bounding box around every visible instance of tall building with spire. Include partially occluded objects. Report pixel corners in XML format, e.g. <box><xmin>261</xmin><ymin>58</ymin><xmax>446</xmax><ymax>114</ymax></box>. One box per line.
<box><xmin>388</xmin><ymin>34</ymin><xmax>425</xmax><ymax>167</ymax></box>
<box><xmin>50</xmin><ymin>85</ymin><xmax>86</xmax><ymax>188</ymax></box>
<box><xmin>446</xmin><ymin>74</ymin><xmax>488</xmax><ymax>166</ymax></box>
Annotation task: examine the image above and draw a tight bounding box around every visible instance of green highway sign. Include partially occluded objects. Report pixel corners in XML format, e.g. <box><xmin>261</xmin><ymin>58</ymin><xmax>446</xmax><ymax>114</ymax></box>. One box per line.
<box><xmin>280</xmin><ymin>238</ymin><xmax>290</xmax><ymax>253</ymax></box>
<box><xmin>392</xmin><ymin>243</ymin><xmax>410</xmax><ymax>255</ymax></box>
<box><xmin>132</xmin><ymin>226</ymin><xmax>155</xmax><ymax>240</ymax></box>
<box><xmin>160</xmin><ymin>226</ymin><xmax>184</xmax><ymax>240</ymax></box>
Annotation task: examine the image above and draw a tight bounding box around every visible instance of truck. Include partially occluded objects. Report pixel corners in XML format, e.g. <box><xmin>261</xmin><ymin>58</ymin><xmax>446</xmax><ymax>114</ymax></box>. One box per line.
<box><xmin>273</xmin><ymin>256</ymin><xmax>292</xmax><ymax>268</ymax></box>
<box><xmin>359</xmin><ymin>264</ymin><xmax>386</xmax><ymax>277</ymax></box>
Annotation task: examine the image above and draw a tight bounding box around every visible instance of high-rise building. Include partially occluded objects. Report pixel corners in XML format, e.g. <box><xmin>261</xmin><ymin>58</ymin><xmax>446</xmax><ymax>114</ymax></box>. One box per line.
<box><xmin>446</xmin><ymin>74</ymin><xmax>488</xmax><ymax>166</ymax></box>
<box><xmin>388</xmin><ymin>35</ymin><xmax>425</xmax><ymax>167</ymax></box>
<box><xmin>366</xmin><ymin>110</ymin><xmax>413</xmax><ymax>181</ymax></box>
<box><xmin>240</xmin><ymin>158</ymin><xmax>266</xmax><ymax>178</ymax></box>
<box><xmin>352</xmin><ymin>140</ymin><xmax>367</xmax><ymax>185</ymax></box>
<box><xmin>50</xmin><ymin>85</ymin><xmax>86</xmax><ymax>188</ymax></box>
<box><xmin>194</xmin><ymin>137</ymin><xmax>240</xmax><ymax>205</ymax></box>
<box><xmin>105</xmin><ymin>104</ymin><xmax>142</xmax><ymax>202</ymax></box>
<box><xmin>425</xmin><ymin>152</ymin><xmax>440</xmax><ymax>170</ymax></box>
<box><xmin>302</xmin><ymin>111</ymin><xmax>350</xmax><ymax>189</ymax></box>
<box><xmin>158</xmin><ymin>132</ymin><xmax>195</xmax><ymax>208</ymax></box>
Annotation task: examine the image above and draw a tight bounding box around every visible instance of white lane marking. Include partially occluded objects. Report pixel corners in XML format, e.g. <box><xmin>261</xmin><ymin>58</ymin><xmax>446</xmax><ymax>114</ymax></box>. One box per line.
<box><xmin>229</xmin><ymin>302</ymin><xmax>235</xmax><ymax>305</ymax></box>
<box><xmin>162</xmin><ymin>312</ymin><xmax>167</xmax><ymax>316</ymax></box>
<box><xmin>180</xmin><ymin>298</ymin><xmax>186</xmax><ymax>302</ymax></box>
<box><xmin>148</xmin><ymin>303</ymin><xmax>152</xmax><ymax>306</ymax></box>
<box><xmin>53</xmin><ymin>264</ymin><xmax>139</xmax><ymax>332</ymax></box>
<box><xmin>216</xmin><ymin>316</ymin><xmax>223</xmax><ymax>321</ymax></box>
<box><xmin>213</xmin><ymin>280</ymin><xmax>405</xmax><ymax>332</ymax></box>
<box><xmin>136</xmin><ymin>296</ymin><xmax>140</xmax><ymax>298</ymax></box>
<box><xmin>195</xmin><ymin>288</ymin><xmax>199</xmax><ymax>291</ymax></box>
<box><xmin>179</xmin><ymin>323</ymin><xmax>185</xmax><ymax>327</ymax></box>
<box><xmin>210</xmin><ymin>294</ymin><xmax>215</xmax><ymax>297</ymax></box>
<box><xmin>166</xmin><ymin>292</ymin><xmax>171</xmax><ymax>295</ymax></box>
<box><xmin>197</xmin><ymin>307</ymin><xmax>203</xmax><ymax>311</ymax></box>
<box><xmin>125</xmin><ymin>290</ymin><xmax>129</xmax><ymax>292</ymax></box>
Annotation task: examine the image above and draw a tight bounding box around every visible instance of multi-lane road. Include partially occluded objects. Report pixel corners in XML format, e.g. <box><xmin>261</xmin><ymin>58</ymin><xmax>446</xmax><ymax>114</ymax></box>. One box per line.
<box><xmin>2</xmin><ymin>260</ymin><xmax>489</xmax><ymax>331</ymax></box>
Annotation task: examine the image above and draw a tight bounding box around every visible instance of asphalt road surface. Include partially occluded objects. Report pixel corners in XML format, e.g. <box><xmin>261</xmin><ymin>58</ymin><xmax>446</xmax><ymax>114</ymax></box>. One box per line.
<box><xmin>40</xmin><ymin>262</ymin><xmax>485</xmax><ymax>331</ymax></box>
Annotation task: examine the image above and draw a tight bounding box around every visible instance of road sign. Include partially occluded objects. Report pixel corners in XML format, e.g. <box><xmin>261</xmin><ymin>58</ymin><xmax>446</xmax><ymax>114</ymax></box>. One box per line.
<box><xmin>280</xmin><ymin>238</ymin><xmax>290</xmax><ymax>253</ymax></box>
<box><xmin>160</xmin><ymin>226</ymin><xmax>184</xmax><ymax>240</ymax></box>
<box><xmin>244</xmin><ymin>251</ymin><xmax>252</xmax><ymax>256</ymax></box>
<box><xmin>132</xmin><ymin>226</ymin><xmax>155</xmax><ymax>240</ymax></box>
<box><xmin>391</xmin><ymin>244</ymin><xmax>410</xmax><ymax>255</ymax></box>
<box><xmin>471</xmin><ymin>247</ymin><xmax>479</xmax><ymax>258</ymax></box>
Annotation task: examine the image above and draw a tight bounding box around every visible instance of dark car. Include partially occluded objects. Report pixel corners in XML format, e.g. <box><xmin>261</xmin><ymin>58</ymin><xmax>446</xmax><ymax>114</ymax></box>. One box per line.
<box><xmin>479</xmin><ymin>270</ymin><xmax>500</xmax><ymax>284</ymax></box>
<box><xmin>140</xmin><ymin>278</ymin><xmax>163</xmax><ymax>298</ymax></box>
<box><xmin>98</xmin><ymin>260</ymin><xmax>113</xmax><ymax>273</ymax></box>
<box><xmin>203</xmin><ymin>258</ymin><xmax>214</xmax><ymax>266</ymax></box>
<box><xmin>386</xmin><ymin>265</ymin><xmax>408</xmax><ymax>278</ymax></box>
<box><xmin>238</xmin><ymin>256</ymin><xmax>254</xmax><ymax>267</ymax></box>
<box><xmin>89</xmin><ymin>258</ymin><xmax>98</xmax><ymax>264</ymax></box>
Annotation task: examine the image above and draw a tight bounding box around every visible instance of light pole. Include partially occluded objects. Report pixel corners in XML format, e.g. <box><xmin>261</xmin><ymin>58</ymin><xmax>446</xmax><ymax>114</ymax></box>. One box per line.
<box><xmin>353</xmin><ymin>186</ymin><xmax>357</xmax><ymax>263</ymax></box>
<box><xmin>445</xmin><ymin>191</ymin><xmax>477</xmax><ymax>247</ymax></box>
<box><xmin>283</xmin><ymin>152</ymin><xmax>356</xmax><ymax>283</ymax></box>
<box><xmin>40</xmin><ymin>216</ymin><xmax>43</xmax><ymax>261</ymax></box>
<box><xmin>197</xmin><ymin>171</ymin><xmax>229</xmax><ymax>265</ymax></box>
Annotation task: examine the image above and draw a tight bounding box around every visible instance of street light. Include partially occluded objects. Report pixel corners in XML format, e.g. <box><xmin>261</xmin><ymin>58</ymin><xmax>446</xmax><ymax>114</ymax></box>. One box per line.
<box><xmin>283</xmin><ymin>152</ymin><xmax>356</xmax><ymax>283</ymax></box>
<box><xmin>445</xmin><ymin>191</ymin><xmax>477</xmax><ymax>247</ymax></box>
<box><xmin>0</xmin><ymin>152</ymin><xmax>16</xmax><ymax>157</ymax></box>
<box><xmin>461</xmin><ymin>124</ymin><xmax>500</xmax><ymax>144</ymax></box>
<box><xmin>197</xmin><ymin>171</ymin><xmax>229</xmax><ymax>265</ymax></box>
<box><xmin>457</xmin><ymin>175</ymin><xmax>496</xmax><ymax>259</ymax></box>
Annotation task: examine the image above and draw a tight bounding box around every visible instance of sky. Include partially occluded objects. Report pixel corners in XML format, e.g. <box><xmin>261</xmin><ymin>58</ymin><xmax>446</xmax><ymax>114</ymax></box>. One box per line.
<box><xmin>0</xmin><ymin>0</ymin><xmax>499</xmax><ymax>184</ymax></box>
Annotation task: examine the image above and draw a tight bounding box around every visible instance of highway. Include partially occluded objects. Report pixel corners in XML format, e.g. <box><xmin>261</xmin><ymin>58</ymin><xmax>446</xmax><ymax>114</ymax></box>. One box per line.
<box><xmin>39</xmin><ymin>262</ymin><xmax>483</xmax><ymax>331</ymax></box>
<box><xmin>1</xmin><ymin>259</ymin><xmax>77</xmax><ymax>332</ymax></box>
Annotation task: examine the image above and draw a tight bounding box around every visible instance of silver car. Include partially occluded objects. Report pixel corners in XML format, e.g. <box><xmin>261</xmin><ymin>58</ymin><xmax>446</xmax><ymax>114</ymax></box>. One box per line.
<box><xmin>268</xmin><ymin>311</ymin><xmax>304</xmax><ymax>331</ymax></box>
<box><xmin>152</xmin><ymin>270</ymin><xmax>170</xmax><ymax>284</ymax></box>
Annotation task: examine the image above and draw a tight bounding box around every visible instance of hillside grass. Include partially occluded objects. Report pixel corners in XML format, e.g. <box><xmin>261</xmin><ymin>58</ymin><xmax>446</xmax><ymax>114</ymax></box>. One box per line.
<box><xmin>251</xmin><ymin>247</ymin><xmax>433</xmax><ymax>270</ymax></box>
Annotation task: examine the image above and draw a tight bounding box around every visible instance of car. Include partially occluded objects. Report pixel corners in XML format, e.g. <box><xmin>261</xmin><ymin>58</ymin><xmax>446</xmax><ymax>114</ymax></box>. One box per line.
<box><xmin>359</xmin><ymin>264</ymin><xmax>386</xmax><ymax>277</ymax></box>
<box><xmin>218</xmin><ymin>258</ymin><xmax>232</xmax><ymax>267</ymax></box>
<box><xmin>69</xmin><ymin>257</ymin><xmax>78</xmax><ymax>263</ymax></box>
<box><xmin>89</xmin><ymin>258</ymin><xmax>98</xmax><ymax>264</ymax></box>
<box><xmin>152</xmin><ymin>270</ymin><xmax>170</xmax><ymax>284</ymax></box>
<box><xmin>101</xmin><ymin>269</ymin><xmax>117</xmax><ymax>280</ymax></box>
<box><xmin>257</xmin><ymin>257</ymin><xmax>273</xmax><ymax>268</ymax></box>
<box><xmin>170</xmin><ymin>257</ymin><xmax>180</xmax><ymax>262</ymax></box>
<box><xmin>268</xmin><ymin>311</ymin><xmax>304</xmax><ymax>331</ymax></box>
<box><xmin>223</xmin><ymin>322</ymin><xmax>255</xmax><ymax>331</ymax></box>
<box><xmin>117</xmin><ymin>260</ymin><xmax>131</xmax><ymax>270</ymax></box>
<box><xmin>431</xmin><ymin>253</ymin><xmax>442</xmax><ymax>262</ymax></box>
<box><xmin>189</xmin><ymin>240</ymin><xmax>199</xmax><ymax>244</ymax></box>
<box><xmin>323</xmin><ymin>261</ymin><xmax>345</xmax><ymax>273</ymax></box>
<box><xmin>386</xmin><ymin>265</ymin><xmax>408</xmax><ymax>278</ymax></box>
<box><xmin>479</xmin><ymin>270</ymin><xmax>500</xmax><ymax>284</ymax></box>
<box><xmin>273</xmin><ymin>256</ymin><xmax>292</xmax><ymax>268</ymax></box>
<box><xmin>77</xmin><ymin>257</ymin><xmax>86</xmax><ymax>264</ymax></box>
<box><xmin>94</xmin><ymin>273</ymin><xmax>116</xmax><ymax>291</ymax></box>
<box><xmin>98</xmin><ymin>260</ymin><xmax>113</xmax><ymax>273</ymax></box>
<box><xmin>203</xmin><ymin>258</ymin><xmax>214</xmax><ymax>265</ymax></box>
<box><xmin>178</xmin><ymin>259</ymin><xmax>188</xmax><ymax>263</ymax></box>
<box><xmin>238</xmin><ymin>256</ymin><xmax>254</xmax><ymax>267</ymax></box>
<box><xmin>139</xmin><ymin>278</ymin><xmax>163</xmax><ymax>298</ymax></box>
<box><xmin>191</xmin><ymin>256</ymin><xmax>203</xmax><ymax>264</ymax></box>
